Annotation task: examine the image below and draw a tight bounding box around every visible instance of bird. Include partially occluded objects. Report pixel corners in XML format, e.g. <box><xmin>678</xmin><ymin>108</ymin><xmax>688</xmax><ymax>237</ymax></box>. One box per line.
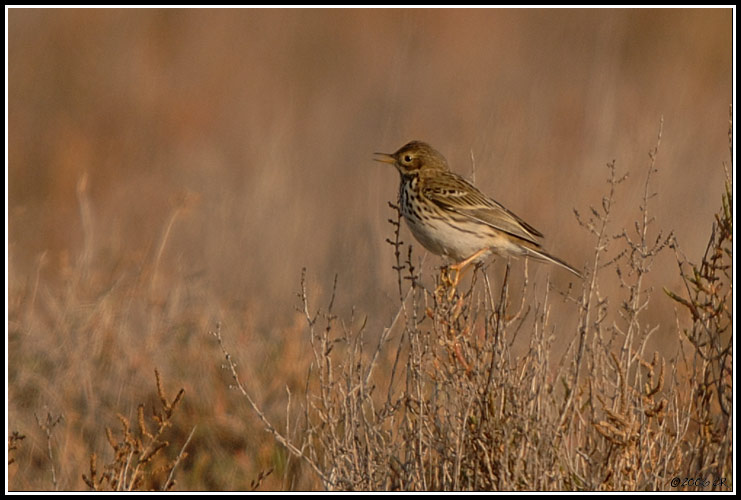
<box><xmin>374</xmin><ymin>140</ymin><xmax>582</xmax><ymax>285</ymax></box>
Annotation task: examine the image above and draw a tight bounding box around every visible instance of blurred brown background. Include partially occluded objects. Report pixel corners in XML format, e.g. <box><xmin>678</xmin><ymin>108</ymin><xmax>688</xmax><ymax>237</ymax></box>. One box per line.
<box><xmin>7</xmin><ymin>8</ymin><xmax>732</xmax><ymax>490</ymax></box>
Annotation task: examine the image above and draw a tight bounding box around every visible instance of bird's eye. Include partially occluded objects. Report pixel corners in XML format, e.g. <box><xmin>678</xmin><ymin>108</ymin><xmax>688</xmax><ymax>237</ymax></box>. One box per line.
<box><xmin>404</xmin><ymin>155</ymin><xmax>413</xmax><ymax>163</ymax></box>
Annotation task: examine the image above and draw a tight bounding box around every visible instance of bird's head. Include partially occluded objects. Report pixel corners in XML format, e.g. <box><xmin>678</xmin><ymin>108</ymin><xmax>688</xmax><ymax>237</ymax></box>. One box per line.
<box><xmin>374</xmin><ymin>141</ymin><xmax>449</xmax><ymax>175</ymax></box>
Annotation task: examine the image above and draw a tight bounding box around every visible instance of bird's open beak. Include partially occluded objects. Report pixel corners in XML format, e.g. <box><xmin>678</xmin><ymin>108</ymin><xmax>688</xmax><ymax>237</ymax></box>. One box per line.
<box><xmin>373</xmin><ymin>152</ymin><xmax>396</xmax><ymax>164</ymax></box>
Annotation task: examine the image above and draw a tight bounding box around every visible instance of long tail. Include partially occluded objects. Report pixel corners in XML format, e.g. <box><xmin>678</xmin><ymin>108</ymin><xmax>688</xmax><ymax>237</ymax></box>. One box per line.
<box><xmin>523</xmin><ymin>246</ymin><xmax>583</xmax><ymax>279</ymax></box>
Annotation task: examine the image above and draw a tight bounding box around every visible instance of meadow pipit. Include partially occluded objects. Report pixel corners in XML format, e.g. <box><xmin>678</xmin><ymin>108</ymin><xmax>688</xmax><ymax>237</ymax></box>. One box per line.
<box><xmin>375</xmin><ymin>141</ymin><xmax>582</xmax><ymax>285</ymax></box>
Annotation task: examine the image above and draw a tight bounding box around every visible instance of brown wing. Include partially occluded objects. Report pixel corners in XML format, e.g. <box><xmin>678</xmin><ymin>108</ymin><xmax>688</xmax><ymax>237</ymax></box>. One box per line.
<box><xmin>421</xmin><ymin>170</ymin><xmax>544</xmax><ymax>245</ymax></box>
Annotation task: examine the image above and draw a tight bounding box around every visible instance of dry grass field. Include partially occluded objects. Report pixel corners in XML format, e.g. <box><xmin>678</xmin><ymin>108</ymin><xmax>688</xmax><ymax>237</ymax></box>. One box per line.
<box><xmin>7</xmin><ymin>8</ymin><xmax>733</xmax><ymax>491</ymax></box>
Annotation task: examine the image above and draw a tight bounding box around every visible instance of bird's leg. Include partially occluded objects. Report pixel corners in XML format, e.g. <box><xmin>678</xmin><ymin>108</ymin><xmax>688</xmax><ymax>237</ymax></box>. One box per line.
<box><xmin>448</xmin><ymin>248</ymin><xmax>490</xmax><ymax>288</ymax></box>
<box><xmin>435</xmin><ymin>248</ymin><xmax>490</xmax><ymax>301</ymax></box>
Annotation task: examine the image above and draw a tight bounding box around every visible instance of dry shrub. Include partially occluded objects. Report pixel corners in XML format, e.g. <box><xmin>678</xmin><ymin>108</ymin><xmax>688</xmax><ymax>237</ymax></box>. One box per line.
<box><xmin>216</xmin><ymin>119</ymin><xmax>732</xmax><ymax>491</ymax></box>
<box><xmin>8</xmin><ymin>118</ymin><xmax>731</xmax><ymax>491</ymax></box>
<box><xmin>81</xmin><ymin>369</ymin><xmax>190</xmax><ymax>491</ymax></box>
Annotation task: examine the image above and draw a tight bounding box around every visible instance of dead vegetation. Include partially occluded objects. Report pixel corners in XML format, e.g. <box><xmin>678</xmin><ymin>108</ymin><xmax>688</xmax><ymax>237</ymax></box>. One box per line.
<box><xmin>7</xmin><ymin>117</ymin><xmax>732</xmax><ymax>491</ymax></box>
<box><xmin>6</xmin><ymin>10</ymin><xmax>732</xmax><ymax>491</ymax></box>
<box><xmin>212</xmin><ymin>120</ymin><xmax>733</xmax><ymax>491</ymax></box>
